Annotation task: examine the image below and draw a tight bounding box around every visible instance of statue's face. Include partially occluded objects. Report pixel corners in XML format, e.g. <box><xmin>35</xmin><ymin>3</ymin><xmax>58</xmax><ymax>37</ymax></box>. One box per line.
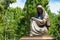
<box><xmin>37</xmin><ymin>8</ymin><xmax>43</xmax><ymax>14</ymax></box>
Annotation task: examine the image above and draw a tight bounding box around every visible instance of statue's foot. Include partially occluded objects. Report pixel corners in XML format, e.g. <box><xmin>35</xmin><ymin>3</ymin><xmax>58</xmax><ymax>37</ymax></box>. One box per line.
<box><xmin>30</xmin><ymin>34</ymin><xmax>33</xmax><ymax>36</ymax></box>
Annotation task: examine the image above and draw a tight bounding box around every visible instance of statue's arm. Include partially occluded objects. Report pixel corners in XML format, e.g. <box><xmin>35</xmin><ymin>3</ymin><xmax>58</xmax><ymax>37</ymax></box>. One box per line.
<box><xmin>31</xmin><ymin>15</ymin><xmax>50</xmax><ymax>26</ymax></box>
<box><xmin>31</xmin><ymin>17</ymin><xmax>45</xmax><ymax>25</ymax></box>
<box><xmin>31</xmin><ymin>13</ymin><xmax>50</xmax><ymax>26</ymax></box>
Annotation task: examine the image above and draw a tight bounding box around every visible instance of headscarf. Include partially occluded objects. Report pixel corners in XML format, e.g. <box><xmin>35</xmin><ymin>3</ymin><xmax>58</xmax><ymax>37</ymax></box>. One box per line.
<box><xmin>36</xmin><ymin>5</ymin><xmax>48</xmax><ymax>19</ymax></box>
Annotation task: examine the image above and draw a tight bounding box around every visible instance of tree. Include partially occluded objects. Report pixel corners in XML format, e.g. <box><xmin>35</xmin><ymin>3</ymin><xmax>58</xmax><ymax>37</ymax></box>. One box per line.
<box><xmin>0</xmin><ymin>0</ymin><xmax>16</xmax><ymax>40</ymax></box>
<box><xmin>4</xmin><ymin>7</ymin><xmax>24</xmax><ymax>40</ymax></box>
<box><xmin>0</xmin><ymin>0</ymin><xmax>16</xmax><ymax>9</ymax></box>
<box><xmin>47</xmin><ymin>9</ymin><xmax>60</xmax><ymax>40</ymax></box>
<box><xmin>19</xmin><ymin>0</ymin><xmax>49</xmax><ymax>37</ymax></box>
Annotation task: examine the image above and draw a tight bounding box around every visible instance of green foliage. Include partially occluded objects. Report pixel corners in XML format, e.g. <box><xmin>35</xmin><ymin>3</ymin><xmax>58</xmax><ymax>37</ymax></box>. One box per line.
<box><xmin>50</xmin><ymin>14</ymin><xmax>60</xmax><ymax>40</ymax></box>
<box><xmin>0</xmin><ymin>0</ymin><xmax>60</xmax><ymax>40</ymax></box>
<box><xmin>55</xmin><ymin>15</ymin><xmax>60</xmax><ymax>40</ymax></box>
<box><xmin>48</xmin><ymin>10</ymin><xmax>60</xmax><ymax>40</ymax></box>
<box><xmin>0</xmin><ymin>0</ymin><xmax>16</xmax><ymax>9</ymax></box>
<box><xmin>4</xmin><ymin>7</ymin><xmax>24</xmax><ymax>39</ymax></box>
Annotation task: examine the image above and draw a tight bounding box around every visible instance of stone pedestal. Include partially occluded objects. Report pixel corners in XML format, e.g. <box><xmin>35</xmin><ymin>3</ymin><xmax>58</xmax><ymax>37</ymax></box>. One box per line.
<box><xmin>20</xmin><ymin>36</ymin><xmax>55</xmax><ymax>40</ymax></box>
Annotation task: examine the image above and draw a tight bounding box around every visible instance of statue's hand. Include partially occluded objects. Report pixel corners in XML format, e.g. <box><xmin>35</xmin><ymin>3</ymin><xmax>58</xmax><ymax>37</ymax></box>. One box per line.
<box><xmin>31</xmin><ymin>17</ymin><xmax>35</xmax><ymax>20</ymax></box>
<box><xmin>31</xmin><ymin>17</ymin><xmax>37</xmax><ymax>21</ymax></box>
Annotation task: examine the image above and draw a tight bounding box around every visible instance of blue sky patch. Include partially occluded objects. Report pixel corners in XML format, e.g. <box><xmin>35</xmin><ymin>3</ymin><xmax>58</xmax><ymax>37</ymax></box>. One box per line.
<box><xmin>10</xmin><ymin>0</ymin><xmax>60</xmax><ymax>14</ymax></box>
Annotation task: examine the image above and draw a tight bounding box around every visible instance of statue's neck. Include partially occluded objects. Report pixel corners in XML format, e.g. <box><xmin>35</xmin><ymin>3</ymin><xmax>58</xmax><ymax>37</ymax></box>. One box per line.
<box><xmin>37</xmin><ymin>13</ymin><xmax>43</xmax><ymax>19</ymax></box>
<box><xmin>38</xmin><ymin>13</ymin><xmax>43</xmax><ymax>17</ymax></box>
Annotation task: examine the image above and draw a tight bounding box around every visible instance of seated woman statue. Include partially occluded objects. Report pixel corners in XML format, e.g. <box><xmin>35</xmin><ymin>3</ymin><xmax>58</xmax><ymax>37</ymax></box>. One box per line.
<box><xmin>30</xmin><ymin>5</ymin><xmax>50</xmax><ymax>36</ymax></box>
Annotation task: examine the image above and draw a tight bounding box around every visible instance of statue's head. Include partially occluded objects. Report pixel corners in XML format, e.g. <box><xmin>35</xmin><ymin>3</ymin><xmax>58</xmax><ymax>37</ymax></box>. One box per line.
<box><xmin>37</xmin><ymin>5</ymin><xmax>44</xmax><ymax>15</ymax></box>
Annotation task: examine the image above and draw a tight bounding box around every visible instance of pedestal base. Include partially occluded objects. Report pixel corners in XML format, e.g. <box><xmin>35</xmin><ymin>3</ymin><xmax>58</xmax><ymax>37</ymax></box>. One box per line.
<box><xmin>20</xmin><ymin>36</ymin><xmax>55</xmax><ymax>40</ymax></box>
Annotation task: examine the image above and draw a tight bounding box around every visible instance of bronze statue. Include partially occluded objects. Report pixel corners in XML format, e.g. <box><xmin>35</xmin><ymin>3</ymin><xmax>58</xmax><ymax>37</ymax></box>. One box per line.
<box><xmin>30</xmin><ymin>5</ymin><xmax>50</xmax><ymax>36</ymax></box>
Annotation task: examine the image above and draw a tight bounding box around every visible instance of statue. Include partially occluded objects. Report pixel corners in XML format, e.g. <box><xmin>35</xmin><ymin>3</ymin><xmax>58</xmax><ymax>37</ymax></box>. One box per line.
<box><xmin>20</xmin><ymin>5</ymin><xmax>55</xmax><ymax>40</ymax></box>
<box><xmin>30</xmin><ymin>5</ymin><xmax>50</xmax><ymax>36</ymax></box>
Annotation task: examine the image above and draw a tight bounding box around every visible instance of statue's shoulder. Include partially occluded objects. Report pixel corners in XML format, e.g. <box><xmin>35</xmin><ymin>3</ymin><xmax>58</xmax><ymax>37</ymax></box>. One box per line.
<box><xmin>44</xmin><ymin>13</ymin><xmax>49</xmax><ymax>19</ymax></box>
